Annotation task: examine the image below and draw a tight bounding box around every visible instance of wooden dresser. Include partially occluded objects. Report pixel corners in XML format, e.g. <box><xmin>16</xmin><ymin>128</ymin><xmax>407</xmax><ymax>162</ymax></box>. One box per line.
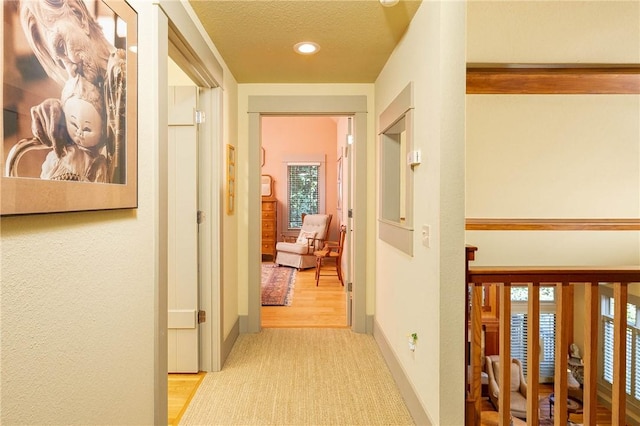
<box><xmin>261</xmin><ymin>198</ymin><xmax>277</xmax><ymax>260</ymax></box>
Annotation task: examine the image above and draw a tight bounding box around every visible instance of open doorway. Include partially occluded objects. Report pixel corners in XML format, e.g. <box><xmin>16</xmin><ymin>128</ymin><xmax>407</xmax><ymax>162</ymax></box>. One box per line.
<box><xmin>259</xmin><ymin>116</ymin><xmax>349</xmax><ymax>328</ymax></box>
<box><xmin>246</xmin><ymin>94</ymin><xmax>368</xmax><ymax>334</ymax></box>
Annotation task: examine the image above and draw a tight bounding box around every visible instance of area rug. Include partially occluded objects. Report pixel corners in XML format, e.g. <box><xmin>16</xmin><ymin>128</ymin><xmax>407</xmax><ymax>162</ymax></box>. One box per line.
<box><xmin>261</xmin><ymin>264</ymin><xmax>296</xmax><ymax>306</ymax></box>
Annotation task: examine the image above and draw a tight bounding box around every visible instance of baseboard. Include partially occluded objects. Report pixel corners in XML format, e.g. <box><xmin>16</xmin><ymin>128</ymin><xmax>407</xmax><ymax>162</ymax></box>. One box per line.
<box><xmin>373</xmin><ymin>320</ymin><xmax>432</xmax><ymax>426</ymax></box>
<box><xmin>366</xmin><ymin>314</ymin><xmax>374</xmax><ymax>333</ymax></box>
<box><xmin>221</xmin><ymin>319</ymin><xmax>240</xmax><ymax>368</ymax></box>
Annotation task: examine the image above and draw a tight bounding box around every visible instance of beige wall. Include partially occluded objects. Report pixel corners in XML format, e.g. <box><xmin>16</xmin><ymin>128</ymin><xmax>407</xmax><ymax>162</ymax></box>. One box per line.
<box><xmin>467</xmin><ymin>0</ymin><xmax>640</xmax><ymax>64</ymax></box>
<box><xmin>0</xmin><ymin>1</ymin><xmax>239</xmax><ymax>422</ymax></box>
<box><xmin>465</xmin><ymin>1</ymin><xmax>640</xmax><ymax>266</ymax></box>
<box><xmin>1</xmin><ymin>2</ymin><xmax>157</xmax><ymax>422</ymax></box>
<box><xmin>466</xmin><ymin>0</ymin><xmax>640</xmax><ymax>418</ymax></box>
<box><xmin>374</xmin><ymin>1</ymin><xmax>466</xmax><ymax>424</ymax></box>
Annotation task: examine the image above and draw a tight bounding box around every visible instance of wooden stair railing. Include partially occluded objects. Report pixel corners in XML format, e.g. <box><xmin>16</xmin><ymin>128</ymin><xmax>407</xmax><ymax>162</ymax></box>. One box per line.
<box><xmin>465</xmin><ymin>246</ymin><xmax>640</xmax><ymax>426</ymax></box>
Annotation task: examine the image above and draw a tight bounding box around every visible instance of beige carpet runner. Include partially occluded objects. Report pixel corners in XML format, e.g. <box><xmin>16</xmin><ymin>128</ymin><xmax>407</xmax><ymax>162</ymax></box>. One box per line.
<box><xmin>179</xmin><ymin>328</ymin><xmax>414</xmax><ymax>425</ymax></box>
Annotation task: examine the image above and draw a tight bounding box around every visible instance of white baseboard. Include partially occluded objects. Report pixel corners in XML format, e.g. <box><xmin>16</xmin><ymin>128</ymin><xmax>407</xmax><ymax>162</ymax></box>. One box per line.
<box><xmin>373</xmin><ymin>320</ymin><xmax>432</xmax><ymax>426</ymax></box>
<box><xmin>221</xmin><ymin>319</ymin><xmax>239</xmax><ymax>368</ymax></box>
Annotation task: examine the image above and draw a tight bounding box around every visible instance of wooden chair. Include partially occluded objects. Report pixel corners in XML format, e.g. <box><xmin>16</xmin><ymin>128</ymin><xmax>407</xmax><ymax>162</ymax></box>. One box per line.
<box><xmin>314</xmin><ymin>225</ymin><xmax>346</xmax><ymax>286</ymax></box>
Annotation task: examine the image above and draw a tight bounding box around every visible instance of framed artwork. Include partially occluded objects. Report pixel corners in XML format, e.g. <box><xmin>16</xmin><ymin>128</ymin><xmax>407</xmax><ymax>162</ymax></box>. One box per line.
<box><xmin>1</xmin><ymin>0</ymin><xmax>138</xmax><ymax>215</ymax></box>
<box><xmin>226</xmin><ymin>144</ymin><xmax>235</xmax><ymax>214</ymax></box>
<box><xmin>337</xmin><ymin>156</ymin><xmax>343</xmax><ymax>210</ymax></box>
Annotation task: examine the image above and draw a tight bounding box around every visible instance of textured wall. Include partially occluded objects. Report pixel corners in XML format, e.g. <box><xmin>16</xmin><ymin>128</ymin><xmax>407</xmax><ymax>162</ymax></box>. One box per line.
<box><xmin>375</xmin><ymin>2</ymin><xmax>467</xmax><ymax>424</ymax></box>
<box><xmin>0</xmin><ymin>1</ymin><xmax>157</xmax><ymax>422</ymax></box>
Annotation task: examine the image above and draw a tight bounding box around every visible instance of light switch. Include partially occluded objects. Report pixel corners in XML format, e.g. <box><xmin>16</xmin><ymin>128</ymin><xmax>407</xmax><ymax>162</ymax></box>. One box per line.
<box><xmin>421</xmin><ymin>225</ymin><xmax>430</xmax><ymax>248</ymax></box>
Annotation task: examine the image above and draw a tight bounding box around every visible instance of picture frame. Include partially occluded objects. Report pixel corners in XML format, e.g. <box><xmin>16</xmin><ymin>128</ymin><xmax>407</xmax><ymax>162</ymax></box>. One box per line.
<box><xmin>1</xmin><ymin>0</ymin><xmax>138</xmax><ymax>215</ymax></box>
<box><xmin>226</xmin><ymin>144</ymin><xmax>235</xmax><ymax>214</ymax></box>
<box><xmin>337</xmin><ymin>156</ymin><xmax>343</xmax><ymax>210</ymax></box>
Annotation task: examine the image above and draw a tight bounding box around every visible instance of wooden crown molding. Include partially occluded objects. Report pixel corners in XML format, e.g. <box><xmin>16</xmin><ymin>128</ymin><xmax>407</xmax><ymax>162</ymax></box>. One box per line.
<box><xmin>467</xmin><ymin>64</ymin><xmax>640</xmax><ymax>94</ymax></box>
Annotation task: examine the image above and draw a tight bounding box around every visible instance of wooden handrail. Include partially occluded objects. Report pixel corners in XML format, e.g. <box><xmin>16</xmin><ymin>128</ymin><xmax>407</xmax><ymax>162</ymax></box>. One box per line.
<box><xmin>465</xmin><ymin>246</ymin><xmax>640</xmax><ymax>426</ymax></box>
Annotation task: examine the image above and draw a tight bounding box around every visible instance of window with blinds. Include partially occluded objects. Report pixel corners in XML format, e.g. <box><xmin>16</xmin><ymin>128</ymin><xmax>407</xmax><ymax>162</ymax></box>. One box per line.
<box><xmin>511</xmin><ymin>313</ymin><xmax>556</xmax><ymax>382</ymax></box>
<box><xmin>509</xmin><ymin>286</ymin><xmax>556</xmax><ymax>382</ymax></box>
<box><xmin>287</xmin><ymin>164</ymin><xmax>319</xmax><ymax>229</ymax></box>
<box><xmin>602</xmin><ymin>296</ymin><xmax>640</xmax><ymax>401</ymax></box>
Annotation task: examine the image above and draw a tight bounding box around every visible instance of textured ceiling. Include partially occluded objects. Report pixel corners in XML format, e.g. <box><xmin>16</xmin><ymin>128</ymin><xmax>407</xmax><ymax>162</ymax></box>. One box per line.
<box><xmin>188</xmin><ymin>0</ymin><xmax>422</xmax><ymax>83</ymax></box>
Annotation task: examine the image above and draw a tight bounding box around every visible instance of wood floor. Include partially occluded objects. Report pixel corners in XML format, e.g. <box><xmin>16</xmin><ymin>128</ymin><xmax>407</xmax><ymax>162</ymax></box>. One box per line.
<box><xmin>261</xmin><ymin>261</ymin><xmax>348</xmax><ymax>328</ymax></box>
<box><xmin>480</xmin><ymin>383</ymin><xmax>620</xmax><ymax>425</ymax></box>
<box><xmin>168</xmin><ymin>371</ymin><xmax>205</xmax><ymax>425</ymax></box>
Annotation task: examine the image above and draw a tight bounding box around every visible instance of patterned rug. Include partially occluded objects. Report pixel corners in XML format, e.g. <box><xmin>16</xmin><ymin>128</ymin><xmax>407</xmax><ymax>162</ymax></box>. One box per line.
<box><xmin>261</xmin><ymin>264</ymin><xmax>296</xmax><ymax>306</ymax></box>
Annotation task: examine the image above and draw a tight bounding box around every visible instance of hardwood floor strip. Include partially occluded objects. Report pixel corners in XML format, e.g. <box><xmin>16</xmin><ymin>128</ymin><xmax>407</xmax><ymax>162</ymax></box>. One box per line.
<box><xmin>168</xmin><ymin>372</ymin><xmax>206</xmax><ymax>425</ymax></box>
<box><xmin>261</xmin><ymin>263</ymin><xmax>348</xmax><ymax>328</ymax></box>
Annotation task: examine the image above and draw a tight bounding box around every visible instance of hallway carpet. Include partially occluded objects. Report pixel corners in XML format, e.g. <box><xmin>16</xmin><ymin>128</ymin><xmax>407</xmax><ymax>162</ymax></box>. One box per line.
<box><xmin>179</xmin><ymin>328</ymin><xmax>415</xmax><ymax>425</ymax></box>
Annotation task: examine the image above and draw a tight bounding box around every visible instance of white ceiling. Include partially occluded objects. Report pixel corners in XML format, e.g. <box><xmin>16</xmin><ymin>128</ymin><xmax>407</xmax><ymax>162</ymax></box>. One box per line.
<box><xmin>188</xmin><ymin>0</ymin><xmax>422</xmax><ymax>84</ymax></box>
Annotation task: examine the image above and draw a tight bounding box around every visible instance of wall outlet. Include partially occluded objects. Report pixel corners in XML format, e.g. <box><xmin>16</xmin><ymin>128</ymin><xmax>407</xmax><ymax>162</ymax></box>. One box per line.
<box><xmin>408</xmin><ymin>333</ymin><xmax>418</xmax><ymax>351</ymax></box>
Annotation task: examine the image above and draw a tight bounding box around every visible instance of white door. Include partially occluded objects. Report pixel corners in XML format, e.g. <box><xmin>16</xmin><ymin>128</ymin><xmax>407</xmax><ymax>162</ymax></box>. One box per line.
<box><xmin>167</xmin><ymin>86</ymin><xmax>199</xmax><ymax>373</ymax></box>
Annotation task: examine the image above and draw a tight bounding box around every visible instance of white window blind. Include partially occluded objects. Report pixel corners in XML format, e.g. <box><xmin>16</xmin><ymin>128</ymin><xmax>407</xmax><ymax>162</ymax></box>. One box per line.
<box><xmin>602</xmin><ymin>297</ymin><xmax>640</xmax><ymax>402</ymax></box>
<box><xmin>635</xmin><ymin>332</ymin><xmax>640</xmax><ymax>400</ymax></box>
<box><xmin>603</xmin><ymin>317</ymin><xmax>636</xmax><ymax>396</ymax></box>
<box><xmin>287</xmin><ymin>164</ymin><xmax>319</xmax><ymax>229</ymax></box>
<box><xmin>511</xmin><ymin>313</ymin><xmax>556</xmax><ymax>382</ymax></box>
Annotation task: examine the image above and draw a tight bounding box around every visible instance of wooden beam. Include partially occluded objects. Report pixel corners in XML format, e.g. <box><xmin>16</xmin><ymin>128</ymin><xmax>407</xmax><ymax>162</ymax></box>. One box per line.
<box><xmin>467</xmin><ymin>66</ymin><xmax>640</xmax><ymax>94</ymax></box>
<box><xmin>465</xmin><ymin>218</ymin><xmax>640</xmax><ymax>231</ymax></box>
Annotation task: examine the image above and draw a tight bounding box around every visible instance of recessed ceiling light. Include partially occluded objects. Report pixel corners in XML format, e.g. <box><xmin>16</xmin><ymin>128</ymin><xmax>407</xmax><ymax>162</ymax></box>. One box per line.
<box><xmin>380</xmin><ymin>0</ymin><xmax>399</xmax><ymax>6</ymax></box>
<box><xmin>294</xmin><ymin>41</ymin><xmax>320</xmax><ymax>55</ymax></box>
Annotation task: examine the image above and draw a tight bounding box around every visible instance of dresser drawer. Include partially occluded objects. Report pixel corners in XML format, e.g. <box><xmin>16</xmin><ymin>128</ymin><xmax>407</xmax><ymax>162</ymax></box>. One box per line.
<box><xmin>262</xmin><ymin>211</ymin><xmax>276</xmax><ymax>221</ymax></box>
<box><xmin>262</xmin><ymin>243</ymin><xmax>275</xmax><ymax>254</ymax></box>
<box><xmin>262</xmin><ymin>201</ymin><xmax>276</xmax><ymax>211</ymax></box>
<box><xmin>262</xmin><ymin>230</ymin><xmax>275</xmax><ymax>240</ymax></box>
<box><xmin>262</xmin><ymin>220</ymin><xmax>276</xmax><ymax>232</ymax></box>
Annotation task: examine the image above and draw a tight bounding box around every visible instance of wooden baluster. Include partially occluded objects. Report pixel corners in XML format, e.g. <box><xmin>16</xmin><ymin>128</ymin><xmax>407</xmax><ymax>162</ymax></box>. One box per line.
<box><xmin>499</xmin><ymin>282</ymin><xmax>511</xmax><ymax>426</ymax></box>
<box><xmin>554</xmin><ymin>282</ymin><xmax>569</xmax><ymax>426</ymax></box>
<box><xmin>471</xmin><ymin>283</ymin><xmax>483</xmax><ymax>426</ymax></box>
<box><xmin>612</xmin><ymin>282</ymin><xmax>628</xmax><ymax>425</ymax></box>
<box><xmin>465</xmin><ymin>246</ymin><xmax>478</xmax><ymax>426</ymax></box>
<box><xmin>583</xmin><ymin>282</ymin><xmax>599</xmax><ymax>425</ymax></box>
<box><xmin>527</xmin><ymin>282</ymin><xmax>540</xmax><ymax>425</ymax></box>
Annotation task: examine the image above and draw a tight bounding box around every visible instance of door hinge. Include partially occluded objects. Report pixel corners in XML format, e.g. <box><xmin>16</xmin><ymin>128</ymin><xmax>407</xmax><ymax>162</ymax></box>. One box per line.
<box><xmin>198</xmin><ymin>310</ymin><xmax>206</xmax><ymax>324</ymax></box>
<box><xmin>195</xmin><ymin>110</ymin><xmax>205</xmax><ymax>124</ymax></box>
<box><xmin>197</xmin><ymin>210</ymin><xmax>205</xmax><ymax>224</ymax></box>
<box><xmin>348</xmin><ymin>209</ymin><xmax>353</xmax><ymax>218</ymax></box>
<box><xmin>347</xmin><ymin>282</ymin><xmax>353</xmax><ymax>292</ymax></box>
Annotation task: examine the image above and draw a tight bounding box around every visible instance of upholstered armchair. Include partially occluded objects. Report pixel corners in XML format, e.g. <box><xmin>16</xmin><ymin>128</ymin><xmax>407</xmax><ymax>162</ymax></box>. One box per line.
<box><xmin>275</xmin><ymin>214</ymin><xmax>332</xmax><ymax>270</ymax></box>
<box><xmin>485</xmin><ymin>355</ymin><xmax>528</xmax><ymax>419</ymax></box>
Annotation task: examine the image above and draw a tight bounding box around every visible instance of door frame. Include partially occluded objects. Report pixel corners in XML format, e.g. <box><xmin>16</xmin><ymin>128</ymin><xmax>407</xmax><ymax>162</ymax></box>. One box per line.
<box><xmin>246</xmin><ymin>96</ymin><xmax>368</xmax><ymax>333</ymax></box>
<box><xmin>162</xmin><ymin>1</ymin><xmax>224</xmax><ymax>373</ymax></box>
